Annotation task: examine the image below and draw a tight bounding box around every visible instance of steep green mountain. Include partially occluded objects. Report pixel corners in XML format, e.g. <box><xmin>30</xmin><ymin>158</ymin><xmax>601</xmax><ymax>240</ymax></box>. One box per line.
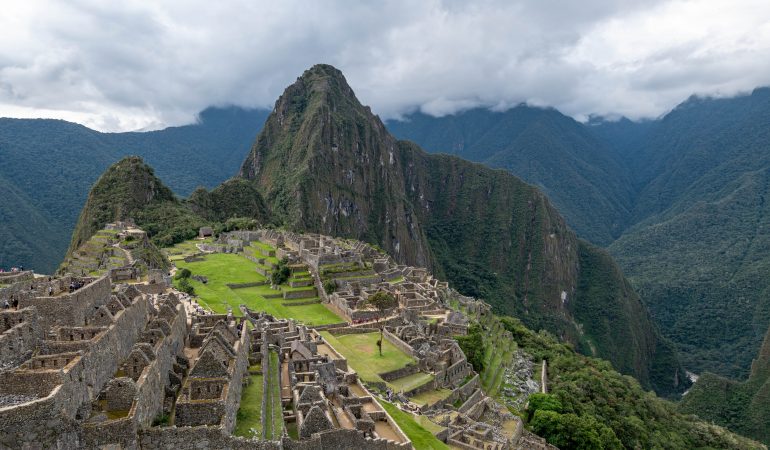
<box><xmin>605</xmin><ymin>88</ymin><xmax>770</xmax><ymax>378</ymax></box>
<box><xmin>238</xmin><ymin>64</ymin><xmax>686</xmax><ymax>396</ymax></box>
<box><xmin>680</xmin><ymin>323</ymin><xmax>770</xmax><ymax>445</ymax></box>
<box><xmin>68</xmin><ymin>156</ymin><xmax>273</xmax><ymax>261</ymax></box>
<box><xmin>0</xmin><ymin>107</ymin><xmax>269</xmax><ymax>273</ymax></box>
<box><xmin>387</xmin><ymin>107</ymin><xmax>634</xmax><ymax>245</ymax></box>
<box><xmin>68</xmin><ymin>156</ymin><xmax>207</xmax><ymax>253</ymax></box>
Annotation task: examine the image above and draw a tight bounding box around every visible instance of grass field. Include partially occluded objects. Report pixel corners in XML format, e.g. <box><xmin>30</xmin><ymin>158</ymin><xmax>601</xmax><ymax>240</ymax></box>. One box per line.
<box><xmin>164</xmin><ymin>238</ymin><xmax>213</xmax><ymax>261</ymax></box>
<box><xmin>320</xmin><ymin>332</ymin><xmax>415</xmax><ymax>385</ymax></box>
<box><xmin>389</xmin><ymin>372</ymin><xmax>434</xmax><ymax>393</ymax></box>
<box><xmin>233</xmin><ymin>369</ymin><xmax>263</xmax><ymax>438</ymax></box>
<box><xmin>264</xmin><ymin>351</ymin><xmax>283</xmax><ymax>439</ymax></box>
<box><xmin>409</xmin><ymin>388</ymin><xmax>452</xmax><ymax>407</ymax></box>
<box><xmin>170</xmin><ymin>245</ymin><xmax>342</xmax><ymax>326</ymax></box>
<box><xmin>378</xmin><ymin>400</ymin><xmax>448</xmax><ymax>450</ymax></box>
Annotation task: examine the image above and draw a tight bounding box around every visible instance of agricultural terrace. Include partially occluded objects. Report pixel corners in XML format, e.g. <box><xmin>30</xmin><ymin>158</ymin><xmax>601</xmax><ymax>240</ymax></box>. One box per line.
<box><xmin>379</xmin><ymin>400</ymin><xmax>449</xmax><ymax>450</ymax></box>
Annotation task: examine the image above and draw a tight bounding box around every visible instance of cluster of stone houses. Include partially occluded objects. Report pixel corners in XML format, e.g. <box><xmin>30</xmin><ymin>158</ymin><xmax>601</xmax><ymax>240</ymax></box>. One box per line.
<box><xmin>0</xmin><ymin>226</ymin><xmax>554</xmax><ymax>449</ymax></box>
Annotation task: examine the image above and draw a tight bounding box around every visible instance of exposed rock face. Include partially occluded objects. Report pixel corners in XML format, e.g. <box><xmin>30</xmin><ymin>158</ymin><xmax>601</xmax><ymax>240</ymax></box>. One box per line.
<box><xmin>238</xmin><ymin>64</ymin><xmax>685</xmax><ymax>395</ymax></box>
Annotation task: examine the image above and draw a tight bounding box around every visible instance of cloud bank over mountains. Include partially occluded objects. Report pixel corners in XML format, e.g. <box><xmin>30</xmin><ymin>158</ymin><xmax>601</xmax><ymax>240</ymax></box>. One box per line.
<box><xmin>2</xmin><ymin>0</ymin><xmax>770</xmax><ymax>131</ymax></box>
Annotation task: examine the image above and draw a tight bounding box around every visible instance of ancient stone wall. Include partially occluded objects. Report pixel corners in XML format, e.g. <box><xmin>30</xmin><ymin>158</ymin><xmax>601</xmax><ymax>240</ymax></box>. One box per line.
<box><xmin>0</xmin><ymin>307</ymin><xmax>40</xmax><ymax>370</ymax></box>
<box><xmin>17</xmin><ymin>275</ymin><xmax>111</xmax><ymax>331</ymax></box>
<box><xmin>131</xmin><ymin>302</ymin><xmax>187</xmax><ymax>427</ymax></box>
<box><xmin>0</xmin><ymin>271</ymin><xmax>33</xmax><ymax>285</ymax></box>
<box><xmin>379</xmin><ymin>364</ymin><xmax>419</xmax><ymax>382</ymax></box>
<box><xmin>0</xmin><ymin>294</ymin><xmax>150</xmax><ymax>448</ymax></box>
<box><xmin>383</xmin><ymin>328</ymin><xmax>415</xmax><ymax>357</ymax></box>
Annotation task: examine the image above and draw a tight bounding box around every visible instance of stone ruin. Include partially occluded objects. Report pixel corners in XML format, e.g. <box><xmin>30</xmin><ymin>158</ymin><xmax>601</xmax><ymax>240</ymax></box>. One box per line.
<box><xmin>0</xmin><ymin>228</ymin><xmax>555</xmax><ymax>449</ymax></box>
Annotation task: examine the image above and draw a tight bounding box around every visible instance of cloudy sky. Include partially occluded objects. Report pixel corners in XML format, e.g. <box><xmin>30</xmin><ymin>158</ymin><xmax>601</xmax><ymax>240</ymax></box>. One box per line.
<box><xmin>2</xmin><ymin>0</ymin><xmax>770</xmax><ymax>131</ymax></box>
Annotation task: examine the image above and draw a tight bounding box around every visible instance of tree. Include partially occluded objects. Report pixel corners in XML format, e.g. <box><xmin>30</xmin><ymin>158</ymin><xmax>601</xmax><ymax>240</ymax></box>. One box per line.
<box><xmin>177</xmin><ymin>277</ymin><xmax>195</xmax><ymax>295</ymax></box>
<box><xmin>270</xmin><ymin>257</ymin><xmax>291</xmax><ymax>286</ymax></box>
<box><xmin>366</xmin><ymin>291</ymin><xmax>398</xmax><ymax>312</ymax></box>
<box><xmin>363</xmin><ymin>291</ymin><xmax>397</xmax><ymax>356</ymax></box>
<box><xmin>526</xmin><ymin>393</ymin><xmax>562</xmax><ymax>421</ymax></box>
<box><xmin>530</xmin><ymin>410</ymin><xmax>623</xmax><ymax>450</ymax></box>
<box><xmin>323</xmin><ymin>279</ymin><xmax>337</xmax><ymax>295</ymax></box>
<box><xmin>455</xmin><ymin>323</ymin><xmax>486</xmax><ymax>372</ymax></box>
<box><xmin>174</xmin><ymin>267</ymin><xmax>191</xmax><ymax>280</ymax></box>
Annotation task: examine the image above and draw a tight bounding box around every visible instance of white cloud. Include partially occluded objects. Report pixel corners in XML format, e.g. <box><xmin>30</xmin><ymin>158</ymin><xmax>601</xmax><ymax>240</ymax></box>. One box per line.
<box><xmin>0</xmin><ymin>0</ymin><xmax>769</xmax><ymax>131</ymax></box>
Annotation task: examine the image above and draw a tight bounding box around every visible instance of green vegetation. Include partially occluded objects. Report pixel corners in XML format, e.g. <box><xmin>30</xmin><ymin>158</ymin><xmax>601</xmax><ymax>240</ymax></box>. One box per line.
<box><xmin>176</xmin><ymin>278</ymin><xmax>195</xmax><ymax>295</ymax></box>
<box><xmin>270</xmin><ymin>257</ymin><xmax>291</xmax><ymax>286</ymax></box>
<box><xmin>378</xmin><ymin>400</ymin><xmax>448</xmax><ymax>450</ymax></box>
<box><xmin>388</xmin><ymin>373</ymin><xmax>434</xmax><ymax>393</ymax></box>
<box><xmin>234</xmin><ymin>371</ymin><xmax>263</xmax><ymax>438</ymax></box>
<box><xmin>323</xmin><ymin>279</ymin><xmax>336</xmax><ymax>295</ymax></box>
<box><xmin>530</xmin><ymin>409</ymin><xmax>623</xmax><ymax>450</ymax></box>
<box><xmin>495</xmin><ymin>315</ymin><xmax>762</xmax><ymax>449</ymax></box>
<box><xmin>361</xmin><ymin>291</ymin><xmax>397</xmax><ymax>312</ymax></box>
<box><xmin>264</xmin><ymin>351</ymin><xmax>283</xmax><ymax>439</ymax></box>
<box><xmin>387</xmin><ymin>106</ymin><xmax>632</xmax><ymax>247</ymax></box>
<box><xmin>319</xmin><ymin>332</ymin><xmax>415</xmax><ymax>386</ymax></box>
<box><xmin>174</xmin><ymin>268</ymin><xmax>191</xmax><ymax>279</ymax></box>
<box><xmin>679</xmin><ymin>325</ymin><xmax>770</xmax><ymax>445</ymax></box>
<box><xmin>171</xmin><ymin>249</ymin><xmax>341</xmax><ymax>325</ymax></box>
<box><xmin>408</xmin><ymin>388</ymin><xmax>452</xmax><ymax>407</ymax></box>
<box><xmin>455</xmin><ymin>323</ymin><xmax>486</xmax><ymax>373</ymax></box>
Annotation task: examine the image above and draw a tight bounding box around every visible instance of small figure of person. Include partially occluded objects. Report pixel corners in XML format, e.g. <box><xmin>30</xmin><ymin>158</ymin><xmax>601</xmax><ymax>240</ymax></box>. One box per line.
<box><xmin>3</xmin><ymin>299</ymin><xmax>9</xmax><ymax>309</ymax></box>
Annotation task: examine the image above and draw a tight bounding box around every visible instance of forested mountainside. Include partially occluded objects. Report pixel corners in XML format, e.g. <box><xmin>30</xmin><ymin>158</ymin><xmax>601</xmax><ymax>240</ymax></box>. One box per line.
<box><xmin>389</xmin><ymin>88</ymin><xmax>770</xmax><ymax>384</ymax></box>
<box><xmin>387</xmin><ymin>107</ymin><xmax>633</xmax><ymax>246</ymax></box>
<box><xmin>604</xmin><ymin>89</ymin><xmax>770</xmax><ymax>378</ymax></box>
<box><xmin>680</xmin><ymin>324</ymin><xmax>770</xmax><ymax>445</ymax></box>
<box><xmin>0</xmin><ymin>107</ymin><xmax>268</xmax><ymax>273</ymax></box>
<box><xmin>237</xmin><ymin>64</ymin><xmax>685</xmax><ymax>396</ymax></box>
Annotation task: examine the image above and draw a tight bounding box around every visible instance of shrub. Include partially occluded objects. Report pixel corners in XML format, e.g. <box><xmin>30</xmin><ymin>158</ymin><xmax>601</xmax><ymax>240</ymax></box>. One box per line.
<box><xmin>271</xmin><ymin>257</ymin><xmax>291</xmax><ymax>286</ymax></box>
<box><xmin>455</xmin><ymin>323</ymin><xmax>485</xmax><ymax>372</ymax></box>
<box><xmin>323</xmin><ymin>279</ymin><xmax>337</xmax><ymax>295</ymax></box>
<box><xmin>175</xmin><ymin>268</ymin><xmax>191</xmax><ymax>279</ymax></box>
<box><xmin>177</xmin><ymin>278</ymin><xmax>195</xmax><ymax>295</ymax></box>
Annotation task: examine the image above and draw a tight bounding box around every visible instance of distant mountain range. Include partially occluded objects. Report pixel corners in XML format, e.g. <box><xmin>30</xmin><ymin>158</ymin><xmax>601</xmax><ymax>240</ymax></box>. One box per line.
<box><xmin>0</xmin><ymin>107</ymin><xmax>269</xmax><ymax>273</ymax></box>
<box><xmin>388</xmin><ymin>88</ymin><xmax>770</xmax><ymax>382</ymax></box>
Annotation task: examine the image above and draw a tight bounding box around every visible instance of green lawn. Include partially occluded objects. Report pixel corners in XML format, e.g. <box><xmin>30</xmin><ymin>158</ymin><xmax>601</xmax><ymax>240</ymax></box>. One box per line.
<box><xmin>389</xmin><ymin>372</ymin><xmax>434</xmax><ymax>393</ymax></box>
<box><xmin>409</xmin><ymin>388</ymin><xmax>452</xmax><ymax>407</ymax></box>
<box><xmin>233</xmin><ymin>371</ymin><xmax>263</xmax><ymax>438</ymax></box>
<box><xmin>173</xmin><ymin>252</ymin><xmax>342</xmax><ymax>326</ymax></box>
<box><xmin>320</xmin><ymin>332</ymin><xmax>415</xmax><ymax>385</ymax></box>
<box><xmin>164</xmin><ymin>238</ymin><xmax>213</xmax><ymax>261</ymax></box>
<box><xmin>264</xmin><ymin>351</ymin><xmax>283</xmax><ymax>439</ymax></box>
<box><xmin>379</xmin><ymin>400</ymin><xmax>448</xmax><ymax>450</ymax></box>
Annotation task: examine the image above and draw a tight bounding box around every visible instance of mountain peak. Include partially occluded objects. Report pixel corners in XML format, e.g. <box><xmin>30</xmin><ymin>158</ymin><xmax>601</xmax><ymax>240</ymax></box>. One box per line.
<box><xmin>68</xmin><ymin>156</ymin><xmax>176</xmax><ymax>252</ymax></box>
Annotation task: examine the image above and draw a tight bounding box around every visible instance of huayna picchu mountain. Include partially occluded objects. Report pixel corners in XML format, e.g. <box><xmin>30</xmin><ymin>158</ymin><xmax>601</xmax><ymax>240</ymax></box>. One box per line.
<box><xmin>237</xmin><ymin>64</ymin><xmax>685</xmax><ymax>396</ymax></box>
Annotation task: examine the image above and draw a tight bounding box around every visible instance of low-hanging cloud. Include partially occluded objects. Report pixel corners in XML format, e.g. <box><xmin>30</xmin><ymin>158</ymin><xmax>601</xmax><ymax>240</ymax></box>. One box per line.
<box><xmin>1</xmin><ymin>0</ymin><xmax>769</xmax><ymax>131</ymax></box>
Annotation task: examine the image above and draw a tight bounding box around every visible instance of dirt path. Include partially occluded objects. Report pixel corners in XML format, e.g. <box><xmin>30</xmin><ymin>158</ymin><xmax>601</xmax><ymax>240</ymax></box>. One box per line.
<box><xmin>280</xmin><ymin>361</ymin><xmax>292</xmax><ymax>401</ymax></box>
